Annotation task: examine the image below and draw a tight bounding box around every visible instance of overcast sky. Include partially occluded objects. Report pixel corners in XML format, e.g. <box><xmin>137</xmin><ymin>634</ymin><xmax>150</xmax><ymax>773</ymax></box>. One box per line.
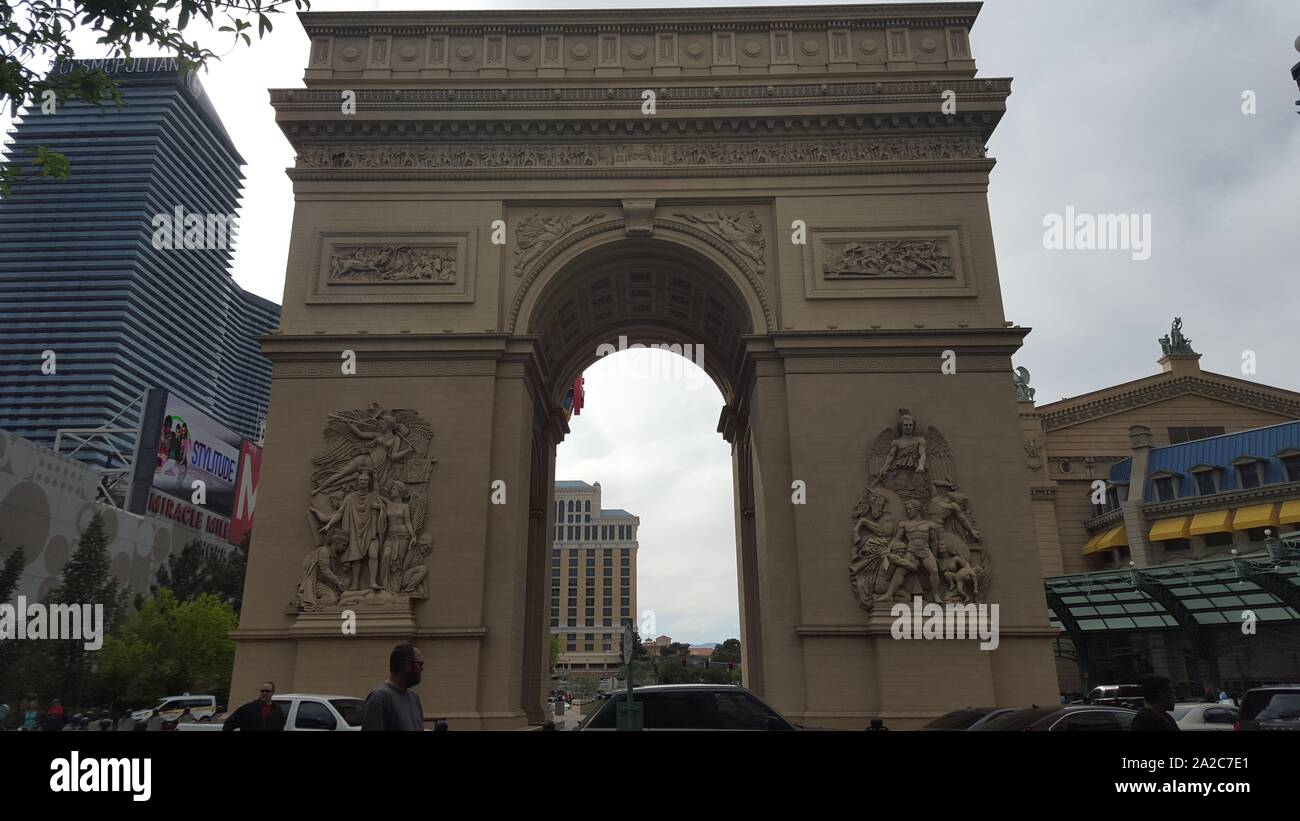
<box><xmin>9</xmin><ymin>1</ymin><xmax>1297</xmax><ymax>645</ymax></box>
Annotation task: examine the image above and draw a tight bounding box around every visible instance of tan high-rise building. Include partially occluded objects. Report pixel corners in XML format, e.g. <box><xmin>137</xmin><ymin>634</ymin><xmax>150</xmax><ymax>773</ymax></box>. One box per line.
<box><xmin>551</xmin><ymin>481</ymin><xmax>638</xmax><ymax>678</ymax></box>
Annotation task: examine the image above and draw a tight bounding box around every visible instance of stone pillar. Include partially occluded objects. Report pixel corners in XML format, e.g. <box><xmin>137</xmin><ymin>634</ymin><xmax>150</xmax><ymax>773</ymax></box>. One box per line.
<box><xmin>1121</xmin><ymin>425</ymin><xmax>1156</xmax><ymax>567</ymax></box>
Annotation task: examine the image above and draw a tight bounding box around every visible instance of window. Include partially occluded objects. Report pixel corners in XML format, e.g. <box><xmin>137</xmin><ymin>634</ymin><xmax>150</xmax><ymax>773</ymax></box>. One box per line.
<box><xmin>586</xmin><ymin>608</ymin><xmax>595</xmax><ymax>617</ymax></box>
<box><xmin>551</xmin><ymin>558</ymin><xmax>560</xmax><ymax>568</ymax></box>
<box><xmin>586</xmin><ymin>557</ymin><xmax>595</xmax><ymax>566</ymax></box>
<box><xmin>567</xmin><ymin>608</ymin><xmax>577</xmax><ymax>618</ymax></box>
<box><xmin>551</xmin><ymin>567</ymin><xmax>560</xmax><ymax>578</ymax></box>
<box><xmin>620</xmin><ymin>607</ymin><xmax>630</xmax><ymax>617</ymax></box>
<box><xmin>568</xmin><ymin>526</ymin><xmax>576</xmax><ymax>540</ymax></box>
<box><xmin>585</xmin><ymin>500</ymin><xmax>591</xmax><ymax>513</ymax></box>
<box><xmin>1051</xmin><ymin>710</ymin><xmax>1129</xmax><ymax>731</ymax></box>
<box><xmin>568</xmin><ymin>500</ymin><xmax>575</xmax><ymax>512</ymax></box>
<box><xmin>1168</xmin><ymin>426</ymin><xmax>1225</xmax><ymax>444</ymax></box>
<box><xmin>550</xmin><ymin>618</ymin><xmax>558</xmax><ymax>627</ymax></box>
<box><xmin>584</xmin><ymin>526</ymin><xmax>591</xmax><ymax>540</ymax></box>
<box><xmin>585</xmin><ymin>597</ymin><xmax>595</xmax><ymax>607</ymax></box>
<box><xmin>604</xmin><ymin>554</ymin><xmax>613</xmax><ymax>565</ymax></box>
<box><xmin>584</xmin><ymin>643</ymin><xmax>594</xmax><ymax>652</ymax></box>
<box><xmin>714</xmin><ymin>692</ymin><xmax>776</xmax><ymax>730</ymax></box>
<box><xmin>603</xmin><ymin>643</ymin><xmax>611</xmax><ymax>652</ymax></box>
<box><xmin>621</xmin><ymin>567</ymin><xmax>630</xmax><ymax>577</ymax></box>
<box><xmin>567</xmin><ymin>633</ymin><xmax>576</xmax><ymax>641</ymax></box>
<box><xmin>604</xmin><ymin>567</ymin><xmax>613</xmax><ymax>577</ymax></box>
<box><xmin>1281</xmin><ymin>454</ymin><xmax>1300</xmax><ymax>483</ymax></box>
<box><xmin>603</xmin><ymin>633</ymin><xmax>612</xmax><ymax>641</ymax></box>
<box><xmin>567</xmin><ymin>644</ymin><xmax>576</xmax><ymax>652</ymax></box>
<box><xmin>550</xmin><ymin>607</ymin><xmax>559</xmax><ymax>617</ymax></box>
<box><xmin>603</xmin><ymin>597</ymin><xmax>612</xmax><ymax>606</ymax></box>
<box><xmin>603</xmin><ymin>619</ymin><xmax>612</xmax><ymax>627</ymax></box>
<box><xmin>1162</xmin><ymin>538</ymin><xmax>1190</xmax><ymax>552</ymax></box>
<box><xmin>295</xmin><ymin>701</ymin><xmax>337</xmax><ymax>731</ymax></box>
<box><xmin>1203</xmin><ymin>708</ymin><xmax>1237</xmax><ymax>726</ymax></box>
<box><xmin>1194</xmin><ymin>471</ymin><xmax>1218</xmax><ymax>496</ymax></box>
<box><xmin>1153</xmin><ymin>477</ymin><xmax>1176</xmax><ymax>502</ymax></box>
<box><xmin>621</xmin><ymin>548</ymin><xmax>629</xmax><ymax>558</ymax></box>
<box><xmin>1235</xmin><ymin>460</ymin><xmax>1262</xmax><ymax>489</ymax></box>
<box><xmin>1204</xmin><ymin>532</ymin><xmax>1234</xmax><ymax>548</ymax></box>
<box><xmin>603</xmin><ymin>607</ymin><xmax>612</xmax><ymax>617</ymax></box>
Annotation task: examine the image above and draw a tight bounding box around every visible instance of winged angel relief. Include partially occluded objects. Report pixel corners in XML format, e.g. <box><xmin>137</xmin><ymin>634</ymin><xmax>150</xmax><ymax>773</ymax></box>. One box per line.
<box><xmin>849</xmin><ymin>409</ymin><xmax>992</xmax><ymax>611</ymax></box>
<box><xmin>296</xmin><ymin>404</ymin><xmax>437</xmax><ymax>611</ymax></box>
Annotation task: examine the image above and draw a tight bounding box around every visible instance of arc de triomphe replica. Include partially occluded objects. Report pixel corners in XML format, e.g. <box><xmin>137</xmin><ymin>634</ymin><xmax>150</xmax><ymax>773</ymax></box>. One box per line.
<box><xmin>231</xmin><ymin>2</ymin><xmax>1059</xmax><ymax>729</ymax></box>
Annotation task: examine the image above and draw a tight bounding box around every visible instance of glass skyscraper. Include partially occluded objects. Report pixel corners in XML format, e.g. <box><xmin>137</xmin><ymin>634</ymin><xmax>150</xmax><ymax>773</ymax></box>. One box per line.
<box><xmin>0</xmin><ymin>57</ymin><xmax>278</xmax><ymax>454</ymax></box>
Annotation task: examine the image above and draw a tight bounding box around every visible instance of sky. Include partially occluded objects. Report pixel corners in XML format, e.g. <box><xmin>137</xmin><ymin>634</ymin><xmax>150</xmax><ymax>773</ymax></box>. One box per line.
<box><xmin>7</xmin><ymin>0</ymin><xmax>1298</xmax><ymax>644</ymax></box>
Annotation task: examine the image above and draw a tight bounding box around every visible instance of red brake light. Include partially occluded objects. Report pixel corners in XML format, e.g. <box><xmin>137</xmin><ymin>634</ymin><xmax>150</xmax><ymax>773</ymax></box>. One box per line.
<box><xmin>1233</xmin><ymin>721</ymin><xmax>1241</xmax><ymax>731</ymax></box>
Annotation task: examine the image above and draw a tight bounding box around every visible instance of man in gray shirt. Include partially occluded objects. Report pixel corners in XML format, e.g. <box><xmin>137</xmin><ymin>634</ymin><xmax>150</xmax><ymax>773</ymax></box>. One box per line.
<box><xmin>363</xmin><ymin>642</ymin><xmax>426</xmax><ymax>731</ymax></box>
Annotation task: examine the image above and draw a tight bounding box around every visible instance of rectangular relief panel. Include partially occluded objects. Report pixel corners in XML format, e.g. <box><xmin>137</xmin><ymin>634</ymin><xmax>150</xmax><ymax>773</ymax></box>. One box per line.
<box><xmin>309</xmin><ymin>230</ymin><xmax>476</xmax><ymax>303</ymax></box>
<box><xmin>802</xmin><ymin>224</ymin><xmax>974</xmax><ymax>299</ymax></box>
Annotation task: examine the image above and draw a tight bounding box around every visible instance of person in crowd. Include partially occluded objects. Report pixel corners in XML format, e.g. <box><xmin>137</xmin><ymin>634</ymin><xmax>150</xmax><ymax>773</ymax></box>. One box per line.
<box><xmin>176</xmin><ymin>706</ymin><xmax>196</xmax><ymax>725</ymax></box>
<box><xmin>866</xmin><ymin>718</ymin><xmax>889</xmax><ymax>731</ymax></box>
<box><xmin>362</xmin><ymin>642</ymin><xmax>426</xmax><ymax>731</ymax></box>
<box><xmin>223</xmin><ymin>681</ymin><xmax>287</xmax><ymax>731</ymax></box>
<box><xmin>145</xmin><ymin>709</ymin><xmax>164</xmax><ymax>731</ymax></box>
<box><xmin>1131</xmin><ymin>675</ymin><xmax>1180</xmax><ymax>731</ymax></box>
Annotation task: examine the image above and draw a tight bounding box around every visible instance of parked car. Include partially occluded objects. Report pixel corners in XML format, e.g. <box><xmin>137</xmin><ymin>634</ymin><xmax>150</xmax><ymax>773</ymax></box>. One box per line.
<box><xmin>1236</xmin><ymin>685</ymin><xmax>1300</xmax><ymax>731</ymax></box>
<box><xmin>178</xmin><ymin>694</ymin><xmax>365</xmax><ymax>731</ymax></box>
<box><xmin>920</xmin><ymin>707</ymin><xmax>1018</xmax><ymax>731</ymax></box>
<box><xmin>1080</xmin><ymin>685</ymin><xmax>1144</xmax><ymax>710</ymax></box>
<box><xmin>1170</xmin><ymin>702</ymin><xmax>1238</xmax><ymax>731</ymax></box>
<box><xmin>131</xmin><ymin>694</ymin><xmax>219</xmax><ymax>724</ymax></box>
<box><xmin>577</xmin><ymin>684</ymin><xmax>796</xmax><ymax>731</ymax></box>
<box><xmin>972</xmin><ymin>704</ymin><xmax>1138</xmax><ymax>731</ymax></box>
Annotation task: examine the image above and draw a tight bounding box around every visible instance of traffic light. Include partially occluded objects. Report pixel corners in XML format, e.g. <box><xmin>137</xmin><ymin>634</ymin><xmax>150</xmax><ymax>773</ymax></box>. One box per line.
<box><xmin>681</xmin><ymin>654</ymin><xmax>688</xmax><ymax>667</ymax></box>
<box><xmin>728</xmin><ymin>661</ymin><xmax>734</xmax><ymax>671</ymax></box>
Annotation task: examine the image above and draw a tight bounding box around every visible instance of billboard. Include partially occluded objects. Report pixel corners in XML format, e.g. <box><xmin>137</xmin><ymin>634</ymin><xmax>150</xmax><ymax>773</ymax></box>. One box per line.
<box><xmin>128</xmin><ymin>391</ymin><xmax>245</xmax><ymax>543</ymax></box>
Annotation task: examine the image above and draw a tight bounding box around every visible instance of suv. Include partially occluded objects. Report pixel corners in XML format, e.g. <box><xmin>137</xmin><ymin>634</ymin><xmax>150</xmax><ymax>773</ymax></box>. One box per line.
<box><xmin>1236</xmin><ymin>685</ymin><xmax>1300</xmax><ymax>731</ymax></box>
<box><xmin>178</xmin><ymin>694</ymin><xmax>366</xmax><ymax>731</ymax></box>
<box><xmin>1081</xmin><ymin>685</ymin><xmax>1144</xmax><ymax>710</ymax></box>
<box><xmin>132</xmin><ymin>695</ymin><xmax>218</xmax><ymax>723</ymax></box>
<box><xmin>578</xmin><ymin>684</ymin><xmax>796</xmax><ymax>731</ymax></box>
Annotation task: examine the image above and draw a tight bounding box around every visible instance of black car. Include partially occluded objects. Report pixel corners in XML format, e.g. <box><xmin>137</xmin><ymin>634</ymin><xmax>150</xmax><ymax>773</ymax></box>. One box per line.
<box><xmin>1237</xmin><ymin>685</ymin><xmax>1300</xmax><ymax>731</ymax></box>
<box><xmin>972</xmin><ymin>704</ymin><xmax>1138</xmax><ymax>731</ymax></box>
<box><xmin>920</xmin><ymin>707</ymin><xmax>1018</xmax><ymax>731</ymax></box>
<box><xmin>1081</xmin><ymin>684</ymin><xmax>1145</xmax><ymax>710</ymax></box>
<box><xmin>577</xmin><ymin>684</ymin><xmax>796</xmax><ymax>731</ymax></box>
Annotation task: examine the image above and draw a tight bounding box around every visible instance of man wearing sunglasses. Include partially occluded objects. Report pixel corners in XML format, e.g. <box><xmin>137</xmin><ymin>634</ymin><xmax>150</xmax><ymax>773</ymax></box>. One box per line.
<box><xmin>362</xmin><ymin>642</ymin><xmax>426</xmax><ymax>731</ymax></box>
<box><xmin>223</xmin><ymin>681</ymin><xmax>286</xmax><ymax>731</ymax></box>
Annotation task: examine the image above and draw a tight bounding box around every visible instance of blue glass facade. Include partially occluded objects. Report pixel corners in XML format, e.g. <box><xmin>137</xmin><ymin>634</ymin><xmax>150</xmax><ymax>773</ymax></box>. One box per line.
<box><xmin>0</xmin><ymin>58</ymin><xmax>279</xmax><ymax>453</ymax></box>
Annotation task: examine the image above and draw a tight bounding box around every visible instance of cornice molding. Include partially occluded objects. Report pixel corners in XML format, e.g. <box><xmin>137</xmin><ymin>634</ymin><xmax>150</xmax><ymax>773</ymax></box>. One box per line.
<box><xmin>1041</xmin><ymin>375</ymin><xmax>1300</xmax><ymax>432</ymax></box>
<box><xmin>272</xmin><ymin>80</ymin><xmax>1010</xmax><ymax>110</ymax></box>
<box><xmin>299</xmin><ymin>4</ymin><xmax>984</xmax><ymax>36</ymax></box>
<box><xmin>1142</xmin><ymin>481</ymin><xmax>1300</xmax><ymax>517</ymax></box>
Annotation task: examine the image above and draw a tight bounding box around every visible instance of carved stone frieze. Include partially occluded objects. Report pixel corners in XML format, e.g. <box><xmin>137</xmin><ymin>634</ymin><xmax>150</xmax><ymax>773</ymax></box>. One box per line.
<box><xmin>294</xmin><ymin>136</ymin><xmax>988</xmax><ymax>172</ymax></box>
<box><xmin>329</xmin><ymin>244</ymin><xmax>456</xmax><ymax>284</ymax></box>
<box><xmin>851</xmin><ymin>408</ymin><xmax>992</xmax><ymax>612</ymax></box>
<box><xmin>514</xmin><ymin>213</ymin><xmax>606</xmax><ymax>275</ymax></box>
<box><xmin>298</xmin><ymin>404</ymin><xmax>438</xmax><ymax>611</ymax></box>
<box><xmin>672</xmin><ymin>210</ymin><xmax>765</xmax><ymax>269</ymax></box>
<box><xmin>822</xmin><ymin>238</ymin><xmax>952</xmax><ymax>278</ymax></box>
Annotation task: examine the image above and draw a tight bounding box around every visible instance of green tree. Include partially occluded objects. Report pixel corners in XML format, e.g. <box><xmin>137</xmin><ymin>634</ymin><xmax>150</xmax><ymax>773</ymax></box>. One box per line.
<box><xmin>152</xmin><ymin>533</ymin><xmax>249</xmax><ymax>614</ymax></box>
<box><xmin>46</xmin><ymin>512</ymin><xmax>126</xmax><ymax>706</ymax></box>
<box><xmin>549</xmin><ymin>634</ymin><xmax>562</xmax><ymax>673</ymax></box>
<box><xmin>96</xmin><ymin>588</ymin><xmax>237</xmax><ymax>708</ymax></box>
<box><xmin>0</xmin><ymin>544</ymin><xmax>24</xmax><ymax>602</ymax></box>
<box><xmin>0</xmin><ymin>0</ymin><xmax>310</xmax><ymax>195</ymax></box>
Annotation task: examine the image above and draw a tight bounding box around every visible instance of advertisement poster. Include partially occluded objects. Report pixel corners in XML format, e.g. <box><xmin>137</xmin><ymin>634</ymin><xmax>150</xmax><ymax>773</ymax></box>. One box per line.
<box><xmin>228</xmin><ymin>439</ymin><xmax>262</xmax><ymax>547</ymax></box>
<box><xmin>150</xmin><ymin>393</ymin><xmax>242</xmax><ymax>519</ymax></box>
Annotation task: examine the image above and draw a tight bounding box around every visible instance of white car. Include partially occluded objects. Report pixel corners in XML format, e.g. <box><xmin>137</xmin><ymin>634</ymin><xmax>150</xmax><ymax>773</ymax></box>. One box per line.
<box><xmin>1170</xmin><ymin>702</ymin><xmax>1239</xmax><ymax>731</ymax></box>
<box><xmin>178</xmin><ymin>694</ymin><xmax>365</xmax><ymax>731</ymax></box>
<box><xmin>132</xmin><ymin>694</ymin><xmax>218</xmax><ymax>723</ymax></box>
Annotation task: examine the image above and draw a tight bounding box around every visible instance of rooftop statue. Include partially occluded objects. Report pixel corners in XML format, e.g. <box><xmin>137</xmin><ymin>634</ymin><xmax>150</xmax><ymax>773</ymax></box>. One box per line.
<box><xmin>1158</xmin><ymin>316</ymin><xmax>1197</xmax><ymax>356</ymax></box>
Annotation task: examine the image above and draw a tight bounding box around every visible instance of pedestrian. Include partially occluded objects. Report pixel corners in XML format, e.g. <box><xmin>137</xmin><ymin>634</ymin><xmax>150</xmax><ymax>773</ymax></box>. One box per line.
<box><xmin>865</xmin><ymin>718</ymin><xmax>888</xmax><ymax>731</ymax></box>
<box><xmin>222</xmin><ymin>681</ymin><xmax>287</xmax><ymax>731</ymax></box>
<box><xmin>21</xmin><ymin>697</ymin><xmax>39</xmax><ymax>732</ymax></box>
<box><xmin>115</xmin><ymin>709</ymin><xmax>136</xmax><ymax>732</ymax></box>
<box><xmin>541</xmin><ymin>720</ymin><xmax>557</xmax><ymax>731</ymax></box>
<box><xmin>44</xmin><ymin>699</ymin><xmax>66</xmax><ymax>732</ymax></box>
<box><xmin>1059</xmin><ymin>691</ymin><xmax>1069</xmax><ymax>705</ymax></box>
<box><xmin>1131</xmin><ymin>675</ymin><xmax>1180</xmax><ymax>731</ymax></box>
<box><xmin>0</xmin><ymin>702</ymin><xmax>9</xmax><ymax>730</ymax></box>
<box><xmin>145</xmin><ymin>709</ymin><xmax>164</xmax><ymax>732</ymax></box>
<box><xmin>176</xmin><ymin>706</ymin><xmax>196</xmax><ymax>725</ymax></box>
<box><xmin>434</xmin><ymin>720</ymin><xmax>448</xmax><ymax>732</ymax></box>
<box><xmin>361</xmin><ymin>642</ymin><xmax>425</xmax><ymax>731</ymax></box>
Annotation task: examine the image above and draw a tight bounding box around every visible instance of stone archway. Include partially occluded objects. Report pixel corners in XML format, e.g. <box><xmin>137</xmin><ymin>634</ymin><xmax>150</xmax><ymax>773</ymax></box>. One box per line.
<box><xmin>230</xmin><ymin>4</ymin><xmax>1060</xmax><ymax>729</ymax></box>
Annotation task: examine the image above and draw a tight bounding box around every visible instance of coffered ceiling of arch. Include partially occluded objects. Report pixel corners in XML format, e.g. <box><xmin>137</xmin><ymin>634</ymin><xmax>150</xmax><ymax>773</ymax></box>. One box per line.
<box><xmin>530</xmin><ymin>243</ymin><xmax>753</xmax><ymax>398</ymax></box>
